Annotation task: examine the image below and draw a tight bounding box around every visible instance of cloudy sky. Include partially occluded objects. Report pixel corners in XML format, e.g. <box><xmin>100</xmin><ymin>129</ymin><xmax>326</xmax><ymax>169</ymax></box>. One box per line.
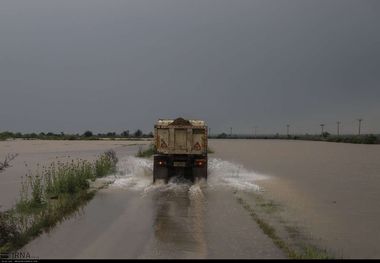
<box><xmin>0</xmin><ymin>0</ymin><xmax>379</xmax><ymax>135</ymax></box>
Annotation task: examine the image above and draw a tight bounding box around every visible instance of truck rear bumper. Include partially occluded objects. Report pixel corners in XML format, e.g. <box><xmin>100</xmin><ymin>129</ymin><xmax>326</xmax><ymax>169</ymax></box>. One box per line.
<box><xmin>154</xmin><ymin>154</ymin><xmax>207</xmax><ymax>168</ymax></box>
<box><xmin>153</xmin><ymin>154</ymin><xmax>207</xmax><ymax>182</ymax></box>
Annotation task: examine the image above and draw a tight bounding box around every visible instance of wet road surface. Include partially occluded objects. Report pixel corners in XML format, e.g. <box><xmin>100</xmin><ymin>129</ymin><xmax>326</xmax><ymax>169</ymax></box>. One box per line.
<box><xmin>23</xmin><ymin>153</ymin><xmax>284</xmax><ymax>259</ymax></box>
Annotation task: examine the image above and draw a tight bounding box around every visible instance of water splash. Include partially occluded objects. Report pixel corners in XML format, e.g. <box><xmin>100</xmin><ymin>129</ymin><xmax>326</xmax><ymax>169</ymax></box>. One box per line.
<box><xmin>207</xmin><ymin>158</ymin><xmax>268</xmax><ymax>191</ymax></box>
<box><xmin>110</xmin><ymin>156</ymin><xmax>267</xmax><ymax>193</ymax></box>
<box><xmin>111</xmin><ymin>156</ymin><xmax>153</xmax><ymax>190</ymax></box>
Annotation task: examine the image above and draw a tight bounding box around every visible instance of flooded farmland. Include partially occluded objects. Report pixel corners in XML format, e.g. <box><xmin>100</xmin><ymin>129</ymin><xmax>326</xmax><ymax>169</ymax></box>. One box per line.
<box><xmin>211</xmin><ymin>139</ymin><xmax>380</xmax><ymax>258</ymax></box>
<box><xmin>1</xmin><ymin>139</ymin><xmax>380</xmax><ymax>258</ymax></box>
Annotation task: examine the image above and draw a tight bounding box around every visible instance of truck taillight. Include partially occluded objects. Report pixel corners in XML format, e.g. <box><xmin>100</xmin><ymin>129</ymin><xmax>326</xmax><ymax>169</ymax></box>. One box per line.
<box><xmin>195</xmin><ymin>159</ymin><xmax>205</xmax><ymax>167</ymax></box>
<box><xmin>158</xmin><ymin>160</ymin><xmax>166</xmax><ymax>166</ymax></box>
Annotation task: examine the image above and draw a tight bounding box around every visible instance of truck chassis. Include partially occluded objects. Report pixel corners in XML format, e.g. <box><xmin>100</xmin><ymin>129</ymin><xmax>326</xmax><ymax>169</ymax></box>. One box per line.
<box><xmin>153</xmin><ymin>154</ymin><xmax>207</xmax><ymax>183</ymax></box>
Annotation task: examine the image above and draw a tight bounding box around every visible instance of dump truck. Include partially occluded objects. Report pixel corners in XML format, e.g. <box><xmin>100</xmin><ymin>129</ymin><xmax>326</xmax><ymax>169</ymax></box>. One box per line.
<box><xmin>153</xmin><ymin>117</ymin><xmax>208</xmax><ymax>183</ymax></box>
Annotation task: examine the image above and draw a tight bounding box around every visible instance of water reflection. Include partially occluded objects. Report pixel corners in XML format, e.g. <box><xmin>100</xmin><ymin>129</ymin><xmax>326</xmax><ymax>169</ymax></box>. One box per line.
<box><xmin>151</xmin><ymin>177</ymin><xmax>208</xmax><ymax>258</ymax></box>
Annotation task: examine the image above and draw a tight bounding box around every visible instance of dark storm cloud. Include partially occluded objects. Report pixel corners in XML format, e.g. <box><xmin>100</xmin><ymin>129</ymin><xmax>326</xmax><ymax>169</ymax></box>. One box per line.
<box><xmin>0</xmin><ymin>0</ymin><xmax>379</xmax><ymax>135</ymax></box>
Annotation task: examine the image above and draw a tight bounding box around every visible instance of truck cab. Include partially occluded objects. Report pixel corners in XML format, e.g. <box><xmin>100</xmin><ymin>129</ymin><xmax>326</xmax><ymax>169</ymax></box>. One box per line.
<box><xmin>153</xmin><ymin>117</ymin><xmax>208</xmax><ymax>183</ymax></box>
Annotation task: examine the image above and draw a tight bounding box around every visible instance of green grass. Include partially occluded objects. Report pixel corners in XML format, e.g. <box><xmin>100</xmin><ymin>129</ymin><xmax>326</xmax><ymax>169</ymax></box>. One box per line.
<box><xmin>236</xmin><ymin>196</ymin><xmax>331</xmax><ymax>259</ymax></box>
<box><xmin>0</xmin><ymin>150</ymin><xmax>118</xmax><ymax>254</ymax></box>
<box><xmin>136</xmin><ymin>145</ymin><xmax>155</xmax><ymax>158</ymax></box>
<box><xmin>207</xmin><ymin>147</ymin><xmax>215</xmax><ymax>154</ymax></box>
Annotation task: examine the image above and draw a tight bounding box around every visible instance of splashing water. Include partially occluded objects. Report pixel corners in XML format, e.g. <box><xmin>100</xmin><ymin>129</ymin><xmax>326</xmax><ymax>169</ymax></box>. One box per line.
<box><xmin>111</xmin><ymin>156</ymin><xmax>153</xmax><ymax>190</ymax></box>
<box><xmin>110</xmin><ymin>156</ymin><xmax>268</xmax><ymax>193</ymax></box>
<box><xmin>207</xmin><ymin>158</ymin><xmax>268</xmax><ymax>191</ymax></box>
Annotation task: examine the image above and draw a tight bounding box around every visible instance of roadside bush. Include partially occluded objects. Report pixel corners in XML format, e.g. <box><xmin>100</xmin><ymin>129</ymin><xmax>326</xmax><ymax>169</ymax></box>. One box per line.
<box><xmin>1</xmin><ymin>150</ymin><xmax>118</xmax><ymax>254</ymax></box>
<box><xmin>136</xmin><ymin>145</ymin><xmax>155</xmax><ymax>158</ymax></box>
<box><xmin>0</xmin><ymin>211</ymin><xmax>20</xmax><ymax>248</ymax></box>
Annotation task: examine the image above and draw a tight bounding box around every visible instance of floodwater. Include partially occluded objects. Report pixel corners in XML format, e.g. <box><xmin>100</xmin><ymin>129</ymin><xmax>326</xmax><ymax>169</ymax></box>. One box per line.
<box><xmin>22</xmin><ymin>153</ymin><xmax>283</xmax><ymax>259</ymax></box>
<box><xmin>3</xmin><ymin>139</ymin><xmax>380</xmax><ymax>258</ymax></box>
<box><xmin>210</xmin><ymin>139</ymin><xmax>380</xmax><ymax>259</ymax></box>
<box><xmin>0</xmin><ymin>140</ymin><xmax>149</xmax><ymax>210</ymax></box>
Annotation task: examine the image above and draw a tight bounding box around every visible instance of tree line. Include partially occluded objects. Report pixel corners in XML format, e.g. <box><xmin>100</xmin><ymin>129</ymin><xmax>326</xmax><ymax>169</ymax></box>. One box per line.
<box><xmin>210</xmin><ymin>132</ymin><xmax>380</xmax><ymax>144</ymax></box>
<box><xmin>0</xmin><ymin>130</ymin><xmax>153</xmax><ymax>141</ymax></box>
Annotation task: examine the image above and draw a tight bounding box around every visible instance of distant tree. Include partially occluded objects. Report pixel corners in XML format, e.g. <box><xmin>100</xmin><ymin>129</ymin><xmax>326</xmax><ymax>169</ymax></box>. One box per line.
<box><xmin>363</xmin><ymin>134</ymin><xmax>377</xmax><ymax>144</ymax></box>
<box><xmin>0</xmin><ymin>132</ymin><xmax>14</xmax><ymax>139</ymax></box>
<box><xmin>121</xmin><ymin>130</ymin><xmax>130</xmax><ymax>137</ymax></box>
<box><xmin>83</xmin><ymin>131</ymin><xmax>93</xmax><ymax>137</ymax></box>
<box><xmin>322</xmin><ymin>132</ymin><xmax>330</xmax><ymax>138</ymax></box>
<box><xmin>106</xmin><ymin>132</ymin><xmax>116</xmax><ymax>137</ymax></box>
<box><xmin>147</xmin><ymin>132</ymin><xmax>153</xmax><ymax>138</ymax></box>
<box><xmin>133</xmin><ymin>129</ymin><xmax>143</xmax><ymax>138</ymax></box>
<box><xmin>217</xmin><ymin>132</ymin><xmax>228</xmax><ymax>139</ymax></box>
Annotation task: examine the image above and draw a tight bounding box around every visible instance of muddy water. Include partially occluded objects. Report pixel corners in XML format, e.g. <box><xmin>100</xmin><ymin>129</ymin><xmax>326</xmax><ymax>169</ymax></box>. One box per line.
<box><xmin>210</xmin><ymin>139</ymin><xmax>380</xmax><ymax>259</ymax></box>
<box><xmin>23</xmin><ymin>153</ymin><xmax>284</xmax><ymax>259</ymax></box>
<box><xmin>9</xmin><ymin>139</ymin><xmax>380</xmax><ymax>258</ymax></box>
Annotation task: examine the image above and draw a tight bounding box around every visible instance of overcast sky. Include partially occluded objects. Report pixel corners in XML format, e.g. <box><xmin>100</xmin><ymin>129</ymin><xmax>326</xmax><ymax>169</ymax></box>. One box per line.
<box><xmin>0</xmin><ymin>0</ymin><xmax>379</xmax><ymax>135</ymax></box>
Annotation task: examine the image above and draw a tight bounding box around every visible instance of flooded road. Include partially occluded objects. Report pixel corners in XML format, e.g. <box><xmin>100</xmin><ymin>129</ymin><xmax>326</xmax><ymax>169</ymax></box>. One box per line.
<box><xmin>23</xmin><ymin>154</ymin><xmax>283</xmax><ymax>259</ymax></box>
<box><xmin>4</xmin><ymin>139</ymin><xmax>380</xmax><ymax>258</ymax></box>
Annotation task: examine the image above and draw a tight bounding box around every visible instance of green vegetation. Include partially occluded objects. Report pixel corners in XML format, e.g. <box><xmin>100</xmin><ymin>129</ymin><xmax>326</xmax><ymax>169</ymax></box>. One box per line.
<box><xmin>136</xmin><ymin>144</ymin><xmax>155</xmax><ymax>158</ymax></box>
<box><xmin>210</xmin><ymin>133</ymin><xmax>380</xmax><ymax>145</ymax></box>
<box><xmin>236</xmin><ymin>196</ymin><xmax>331</xmax><ymax>259</ymax></box>
<box><xmin>207</xmin><ymin>147</ymin><xmax>215</xmax><ymax>154</ymax></box>
<box><xmin>0</xmin><ymin>150</ymin><xmax>118</xmax><ymax>254</ymax></box>
<box><xmin>0</xmin><ymin>130</ymin><xmax>153</xmax><ymax>141</ymax></box>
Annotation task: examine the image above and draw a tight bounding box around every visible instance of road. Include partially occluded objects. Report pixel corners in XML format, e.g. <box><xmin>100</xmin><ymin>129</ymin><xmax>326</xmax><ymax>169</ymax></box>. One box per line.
<box><xmin>22</xmin><ymin>149</ymin><xmax>284</xmax><ymax>259</ymax></box>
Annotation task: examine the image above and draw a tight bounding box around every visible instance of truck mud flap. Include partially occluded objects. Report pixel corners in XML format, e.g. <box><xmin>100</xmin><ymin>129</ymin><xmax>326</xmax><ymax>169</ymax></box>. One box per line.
<box><xmin>193</xmin><ymin>166</ymin><xmax>207</xmax><ymax>180</ymax></box>
<box><xmin>153</xmin><ymin>155</ymin><xmax>169</xmax><ymax>183</ymax></box>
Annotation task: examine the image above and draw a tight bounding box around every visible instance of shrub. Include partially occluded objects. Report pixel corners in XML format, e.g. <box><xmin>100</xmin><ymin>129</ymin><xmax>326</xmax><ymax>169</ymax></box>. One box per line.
<box><xmin>83</xmin><ymin>131</ymin><xmax>93</xmax><ymax>137</ymax></box>
<box><xmin>0</xmin><ymin>211</ymin><xmax>20</xmax><ymax>248</ymax></box>
<box><xmin>0</xmin><ymin>150</ymin><xmax>119</xmax><ymax>254</ymax></box>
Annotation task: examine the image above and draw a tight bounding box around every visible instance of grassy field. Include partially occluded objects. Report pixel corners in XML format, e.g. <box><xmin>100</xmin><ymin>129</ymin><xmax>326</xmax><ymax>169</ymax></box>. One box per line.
<box><xmin>235</xmin><ymin>194</ymin><xmax>331</xmax><ymax>259</ymax></box>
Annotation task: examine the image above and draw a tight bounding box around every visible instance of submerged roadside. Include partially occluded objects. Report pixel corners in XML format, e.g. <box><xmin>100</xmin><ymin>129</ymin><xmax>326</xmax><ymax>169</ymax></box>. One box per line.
<box><xmin>0</xmin><ymin>150</ymin><xmax>118</xmax><ymax>255</ymax></box>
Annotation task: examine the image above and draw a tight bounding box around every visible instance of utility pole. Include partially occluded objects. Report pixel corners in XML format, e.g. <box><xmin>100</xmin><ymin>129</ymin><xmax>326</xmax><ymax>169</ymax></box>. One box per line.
<box><xmin>208</xmin><ymin>127</ymin><xmax>211</xmax><ymax>137</ymax></box>
<box><xmin>336</xmin><ymin>121</ymin><xmax>340</xmax><ymax>136</ymax></box>
<box><xmin>252</xmin><ymin>126</ymin><xmax>258</xmax><ymax>138</ymax></box>
<box><xmin>320</xmin><ymin>124</ymin><xmax>325</xmax><ymax>135</ymax></box>
<box><xmin>286</xmin><ymin>124</ymin><xmax>290</xmax><ymax>136</ymax></box>
<box><xmin>230</xmin><ymin>127</ymin><xmax>232</xmax><ymax>137</ymax></box>
<box><xmin>357</xmin><ymin>119</ymin><xmax>363</xmax><ymax>135</ymax></box>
